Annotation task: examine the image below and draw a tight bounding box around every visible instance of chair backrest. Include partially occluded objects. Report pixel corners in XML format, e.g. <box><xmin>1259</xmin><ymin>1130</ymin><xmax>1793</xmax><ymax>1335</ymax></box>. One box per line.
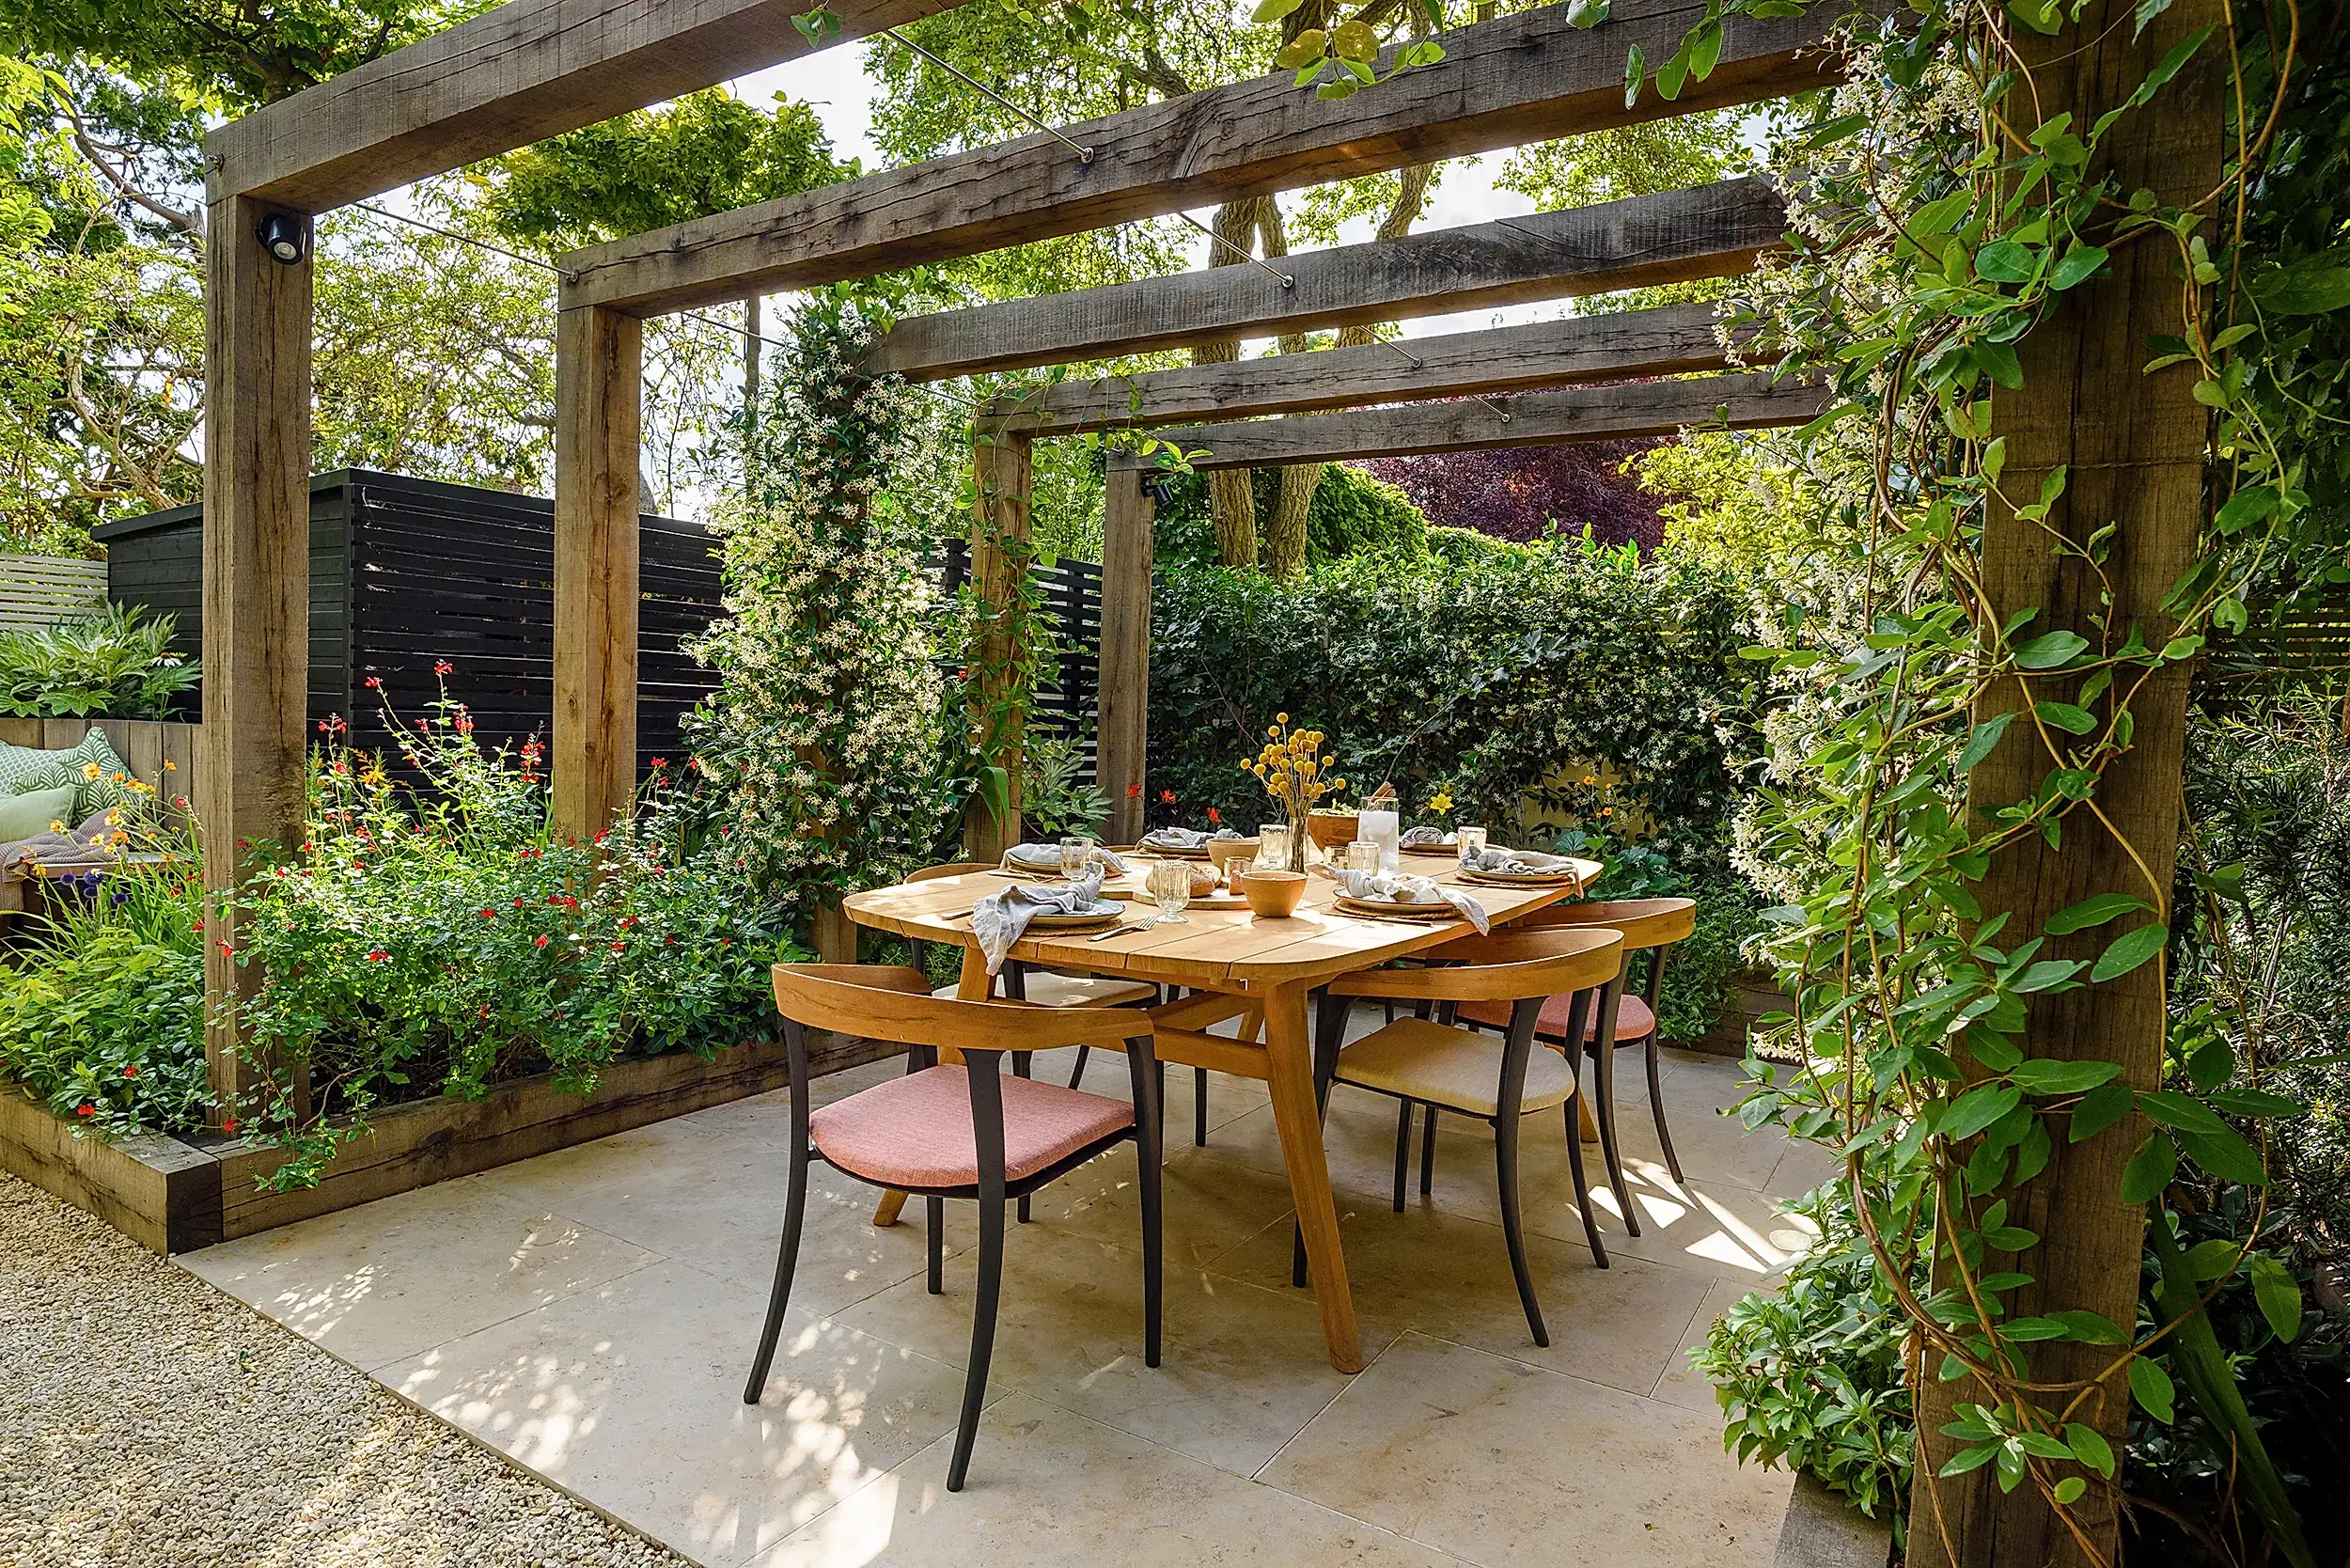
<box><xmin>772</xmin><ymin>963</ymin><xmax>1151</xmax><ymax>1055</ymax></box>
<box><xmin>1513</xmin><ymin>897</ymin><xmax>1695</xmax><ymax>950</ymax></box>
<box><xmin>908</xmin><ymin>860</ymin><xmax>991</xmax><ymax>883</ymax></box>
<box><xmin>1327</xmin><ymin>927</ymin><xmax>1622</xmax><ymax>1004</ymax></box>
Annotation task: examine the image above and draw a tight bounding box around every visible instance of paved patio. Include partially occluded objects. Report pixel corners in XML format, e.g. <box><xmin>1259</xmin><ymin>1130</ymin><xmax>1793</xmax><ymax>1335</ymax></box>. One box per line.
<box><xmin>181</xmin><ymin>1009</ymin><xmax>1835</xmax><ymax>1568</ymax></box>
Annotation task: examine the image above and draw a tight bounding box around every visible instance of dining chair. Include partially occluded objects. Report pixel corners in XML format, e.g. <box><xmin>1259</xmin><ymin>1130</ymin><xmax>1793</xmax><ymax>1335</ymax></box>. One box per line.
<box><xmin>748</xmin><ymin>962</ymin><xmax>1164</xmax><ymax>1493</ymax></box>
<box><xmin>1450</xmin><ymin>900</ymin><xmax>1699</xmax><ymax>1231</ymax></box>
<box><xmin>1299</xmin><ymin>927</ymin><xmax>1624</xmax><ymax>1345</ymax></box>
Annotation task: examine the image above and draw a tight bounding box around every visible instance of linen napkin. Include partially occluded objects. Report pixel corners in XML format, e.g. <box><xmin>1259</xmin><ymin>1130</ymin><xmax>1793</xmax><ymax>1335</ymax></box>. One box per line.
<box><xmin>1463</xmin><ymin>847</ymin><xmax>1585</xmax><ymax>886</ymax></box>
<box><xmin>1138</xmin><ymin>826</ymin><xmax>1244</xmax><ymax>851</ymax></box>
<box><xmin>1316</xmin><ymin>866</ymin><xmax>1489</xmax><ymax>934</ymax></box>
<box><xmin>971</xmin><ymin>864</ymin><xmax>1108</xmax><ymax>975</ymax></box>
<box><xmin>1003</xmin><ymin>841</ymin><xmax>1131</xmax><ymax>875</ymax></box>
<box><xmin>1399</xmin><ymin>825</ymin><xmax>1455</xmax><ymax>847</ymax></box>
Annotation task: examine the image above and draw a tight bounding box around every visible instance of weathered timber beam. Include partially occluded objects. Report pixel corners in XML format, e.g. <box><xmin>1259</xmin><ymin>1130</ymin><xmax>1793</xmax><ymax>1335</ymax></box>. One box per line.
<box><xmin>557</xmin><ymin>0</ymin><xmax>1850</xmax><ymax>316</ymax></box>
<box><xmin>1103</xmin><ymin>371</ymin><xmax>1820</xmax><ymax>470</ymax></box>
<box><xmin>870</xmin><ymin>180</ymin><xmax>1783</xmax><ymax>383</ymax></box>
<box><xmin>976</xmin><ymin>303</ymin><xmax>1733</xmax><ymax>435</ymax></box>
<box><xmin>207</xmin><ymin>0</ymin><xmax>959</xmax><ymax>210</ymax></box>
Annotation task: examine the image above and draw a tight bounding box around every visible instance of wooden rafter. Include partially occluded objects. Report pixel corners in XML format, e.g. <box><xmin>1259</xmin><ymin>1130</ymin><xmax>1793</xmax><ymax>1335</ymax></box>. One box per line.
<box><xmin>976</xmin><ymin>304</ymin><xmax>1736</xmax><ymax>436</ymax></box>
<box><xmin>869</xmin><ymin>180</ymin><xmax>1784</xmax><ymax>382</ymax></box>
<box><xmin>206</xmin><ymin>0</ymin><xmax>957</xmax><ymax>209</ymax></box>
<box><xmin>556</xmin><ymin>0</ymin><xmax>1848</xmax><ymax>316</ymax></box>
<box><xmin>1102</xmin><ymin>371</ymin><xmax>1822</xmax><ymax>470</ymax></box>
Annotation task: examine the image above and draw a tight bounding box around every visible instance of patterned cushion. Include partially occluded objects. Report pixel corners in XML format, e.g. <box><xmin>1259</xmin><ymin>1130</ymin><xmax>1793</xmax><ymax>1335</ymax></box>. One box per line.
<box><xmin>1335</xmin><ymin>1016</ymin><xmax>1581</xmax><ymax>1119</ymax></box>
<box><xmin>1454</xmin><ymin>990</ymin><xmax>1656</xmax><ymax>1043</ymax></box>
<box><xmin>0</xmin><ymin>730</ymin><xmax>135</xmax><ymax>822</ymax></box>
<box><xmin>809</xmin><ymin>1065</ymin><xmax>1135</xmax><ymax>1188</ymax></box>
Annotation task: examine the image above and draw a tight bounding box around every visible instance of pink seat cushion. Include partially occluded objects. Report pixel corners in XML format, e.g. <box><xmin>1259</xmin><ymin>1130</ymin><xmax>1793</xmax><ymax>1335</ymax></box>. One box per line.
<box><xmin>809</xmin><ymin>1065</ymin><xmax>1136</xmax><ymax>1189</ymax></box>
<box><xmin>1453</xmin><ymin>990</ymin><xmax>1656</xmax><ymax>1043</ymax></box>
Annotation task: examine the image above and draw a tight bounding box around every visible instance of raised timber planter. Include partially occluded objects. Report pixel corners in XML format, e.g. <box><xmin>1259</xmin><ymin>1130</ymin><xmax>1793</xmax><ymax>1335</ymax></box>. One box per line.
<box><xmin>0</xmin><ymin>1031</ymin><xmax>892</xmax><ymax>1255</ymax></box>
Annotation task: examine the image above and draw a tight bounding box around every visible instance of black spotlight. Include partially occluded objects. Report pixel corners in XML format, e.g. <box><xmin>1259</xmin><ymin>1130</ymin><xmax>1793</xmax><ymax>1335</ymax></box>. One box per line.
<box><xmin>255</xmin><ymin>212</ymin><xmax>306</xmax><ymax>264</ymax></box>
<box><xmin>1148</xmin><ymin>475</ymin><xmax>1175</xmax><ymax>510</ymax></box>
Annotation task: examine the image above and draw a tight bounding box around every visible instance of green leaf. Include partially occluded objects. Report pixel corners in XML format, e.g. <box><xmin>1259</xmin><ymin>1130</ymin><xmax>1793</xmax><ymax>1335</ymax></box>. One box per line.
<box><xmin>1944</xmin><ymin>1083</ymin><xmax>2024</xmax><ymax>1140</ymax></box>
<box><xmin>2204</xmin><ymin>1088</ymin><xmax>2305</xmax><ymax>1120</ymax></box>
<box><xmin>1564</xmin><ymin>0</ymin><xmax>1610</xmax><ymax>24</ymax></box>
<box><xmin>1975</xmin><ymin>240</ymin><xmax>2040</xmax><ymax>282</ymax></box>
<box><xmin>2047</xmin><ymin>1309</ymin><xmax>2132</xmax><ymax>1344</ymax></box>
<box><xmin>2013</xmin><ymin>631</ymin><xmax>2089</xmax><ymax>669</ymax></box>
<box><xmin>2252</xmin><ymin>260</ymin><xmax>2350</xmax><ymax>317</ymax></box>
<box><xmin>2249</xmin><ymin>1253</ymin><xmax>2303</xmax><ymax>1343</ymax></box>
<box><xmin>2138</xmin><ymin>1090</ymin><xmax>2227</xmax><ymax>1137</ymax></box>
<box><xmin>2091</xmin><ymin>923</ymin><xmax>2169</xmax><ymax>982</ymax></box>
<box><xmin>2012</xmin><ymin>959</ymin><xmax>2085</xmax><ymax>993</ymax></box>
<box><xmin>2180</xmin><ymin>1127</ymin><xmax>2269</xmax><ymax>1185</ymax></box>
<box><xmin>2054</xmin><ymin>1477</ymin><xmax>2087</xmax><ymax>1506</ymax></box>
<box><xmin>2121</xmin><ymin>1131</ymin><xmax>2176</xmax><ymax>1203</ymax></box>
<box><xmin>2131</xmin><ymin>0</ymin><xmax>2176</xmax><ymax>37</ymax></box>
<box><xmin>2051</xmin><ymin>244</ymin><xmax>2110</xmax><ymax>290</ymax></box>
<box><xmin>1252</xmin><ymin>0</ymin><xmax>1307</xmax><ymax>21</ymax></box>
<box><xmin>2216</xmin><ymin>484</ymin><xmax>2280</xmax><ymax>534</ymax></box>
<box><xmin>2010</xmin><ymin>1058</ymin><xmax>2122</xmax><ymax>1094</ymax></box>
<box><xmin>2046</xmin><ymin>893</ymin><xmax>2154</xmax><ymax>934</ymax></box>
<box><xmin>2065</xmin><ymin>1423</ymin><xmax>2117</xmax><ymax>1478</ymax></box>
<box><xmin>1622</xmin><ymin>43</ymin><xmax>1645</xmax><ymax>107</ymax></box>
<box><xmin>1960</xmin><ymin>712</ymin><xmax>2016</xmax><ymax>770</ymax></box>
<box><xmin>2035</xmin><ymin>701</ymin><xmax>2097</xmax><ymax>735</ymax></box>
<box><xmin>1802</xmin><ymin>112</ymin><xmax>1869</xmax><ymax>148</ymax></box>
<box><xmin>2130</xmin><ymin>1355</ymin><xmax>2175</xmax><ymax>1422</ymax></box>
<box><xmin>1939</xmin><ymin>1441</ymin><xmax>2001</xmax><ymax>1478</ymax></box>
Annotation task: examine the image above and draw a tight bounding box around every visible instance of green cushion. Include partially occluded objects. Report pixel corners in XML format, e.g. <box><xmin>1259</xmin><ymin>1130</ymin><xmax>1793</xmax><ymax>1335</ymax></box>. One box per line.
<box><xmin>0</xmin><ymin>729</ymin><xmax>135</xmax><ymax>821</ymax></box>
<box><xmin>0</xmin><ymin>785</ymin><xmax>78</xmax><ymax>842</ymax></box>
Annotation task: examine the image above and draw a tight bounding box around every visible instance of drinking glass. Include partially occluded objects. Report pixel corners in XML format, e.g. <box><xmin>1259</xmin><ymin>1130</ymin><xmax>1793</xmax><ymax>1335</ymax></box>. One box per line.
<box><xmin>1345</xmin><ymin>840</ymin><xmax>1381</xmax><ymax>873</ymax></box>
<box><xmin>1146</xmin><ymin>857</ymin><xmax>1193</xmax><ymax>922</ymax></box>
<box><xmin>1457</xmin><ymin>825</ymin><xmax>1489</xmax><ymax>866</ymax></box>
<box><xmin>1058</xmin><ymin>835</ymin><xmax>1096</xmax><ymax>878</ymax></box>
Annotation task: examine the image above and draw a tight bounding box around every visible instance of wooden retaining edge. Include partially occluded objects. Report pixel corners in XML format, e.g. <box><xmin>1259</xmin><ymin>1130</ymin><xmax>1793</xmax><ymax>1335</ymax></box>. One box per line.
<box><xmin>0</xmin><ymin>1029</ymin><xmax>897</xmax><ymax>1255</ymax></box>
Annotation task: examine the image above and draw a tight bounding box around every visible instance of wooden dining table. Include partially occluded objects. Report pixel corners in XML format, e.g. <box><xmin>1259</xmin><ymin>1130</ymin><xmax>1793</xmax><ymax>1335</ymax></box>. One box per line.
<box><xmin>840</xmin><ymin>854</ymin><xmax>1603</xmax><ymax>1373</ymax></box>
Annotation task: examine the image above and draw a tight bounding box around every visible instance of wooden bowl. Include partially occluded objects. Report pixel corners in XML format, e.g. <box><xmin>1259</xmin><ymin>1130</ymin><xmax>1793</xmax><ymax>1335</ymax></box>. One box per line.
<box><xmin>1236</xmin><ymin>868</ymin><xmax>1308</xmax><ymax>917</ymax></box>
<box><xmin>1305</xmin><ymin>810</ymin><xmax>1358</xmax><ymax>850</ymax></box>
<box><xmin>1205</xmin><ymin>838</ymin><xmax>1260</xmax><ymax>877</ymax></box>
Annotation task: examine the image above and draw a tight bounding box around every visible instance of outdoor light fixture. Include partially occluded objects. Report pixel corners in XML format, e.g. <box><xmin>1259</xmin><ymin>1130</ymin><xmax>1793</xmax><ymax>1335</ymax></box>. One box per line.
<box><xmin>255</xmin><ymin>212</ymin><xmax>306</xmax><ymax>264</ymax></box>
<box><xmin>1148</xmin><ymin>476</ymin><xmax>1175</xmax><ymax>510</ymax></box>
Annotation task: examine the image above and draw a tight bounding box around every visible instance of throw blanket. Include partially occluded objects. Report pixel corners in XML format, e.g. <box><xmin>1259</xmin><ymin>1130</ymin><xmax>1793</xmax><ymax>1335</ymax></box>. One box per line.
<box><xmin>1315</xmin><ymin>866</ymin><xmax>1489</xmax><ymax>934</ymax></box>
<box><xmin>0</xmin><ymin>809</ymin><xmax>131</xmax><ymax>877</ymax></box>
<box><xmin>1003</xmin><ymin>841</ymin><xmax>1131</xmax><ymax>875</ymax></box>
<box><xmin>971</xmin><ymin>865</ymin><xmax>1108</xmax><ymax>975</ymax></box>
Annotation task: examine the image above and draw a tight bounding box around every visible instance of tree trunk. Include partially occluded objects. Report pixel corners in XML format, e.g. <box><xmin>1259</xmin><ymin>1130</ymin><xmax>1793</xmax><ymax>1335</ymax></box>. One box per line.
<box><xmin>1904</xmin><ymin>2</ymin><xmax>2223</xmax><ymax>1564</ymax></box>
<box><xmin>1192</xmin><ymin>196</ymin><xmax>1273</xmax><ymax>570</ymax></box>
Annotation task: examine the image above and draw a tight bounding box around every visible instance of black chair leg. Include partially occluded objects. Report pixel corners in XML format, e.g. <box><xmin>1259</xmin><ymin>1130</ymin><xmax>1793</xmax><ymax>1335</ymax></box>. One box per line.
<box><xmin>1194</xmin><ymin>1065</ymin><xmax>1210</xmax><ymax>1147</ymax></box>
<box><xmin>1137</xmin><ymin>1132</ymin><xmax>1164</xmax><ymax>1368</ymax></box>
<box><xmin>1645</xmin><ymin>1034</ymin><xmax>1684</xmax><ymax>1184</ymax></box>
<box><xmin>1391</xmin><ymin>1100</ymin><xmax>1414</xmax><ymax>1212</ymax></box>
<box><xmin>1563</xmin><ymin>1095</ymin><xmax>1609</xmax><ymax>1268</ymax></box>
<box><xmin>1012</xmin><ymin>1053</ymin><xmax>1034</xmax><ymax>1224</ymax></box>
<box><xmin>1590</xmin><ymin>1037</ymin><xmax>1638</xmax><ymax>1237</ymax></box>
<box><xmin>1495</xmin><ymin>1110</ymin><xmax>1548</xmax><ymax>1347</ymax></box>
<box><xmin>742</xmin><ymin>1145</ymin><xmax>811</xmax><ymax>1403</ymax></box>
<box><xmin>926</xmin><ymin>1195</ymin><xmax>946</xmax><ymax>1294</ymax></box>
<box><xmin>1420</xmin><ymin>1105</ymin><xmax>1438</xmax><ymax>1197</ymax></box>
<box><xmin>946</xmin><ymin>1196</ymin><xmax>1006</xmax><ymax>1493</ymax></box>
<box><xmin>1068</xmin><ymin>1043</ymin><xmax>1089</xmax><ymax>1090</ymax></box>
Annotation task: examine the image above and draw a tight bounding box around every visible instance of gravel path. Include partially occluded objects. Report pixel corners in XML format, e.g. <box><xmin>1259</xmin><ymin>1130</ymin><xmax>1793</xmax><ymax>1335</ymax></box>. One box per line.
<box><xmin>0</xmin><ymin>1175</ymin><xmax>692</xmax><ymax>1568</ymax></box>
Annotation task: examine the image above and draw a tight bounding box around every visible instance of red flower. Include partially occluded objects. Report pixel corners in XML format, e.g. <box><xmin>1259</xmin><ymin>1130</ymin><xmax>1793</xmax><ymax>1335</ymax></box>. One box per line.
<box><xmin>650</xmin><ymin>757</ymin><xmax>667</xmax><ymax>769</ymax></box>
<box><xmin>535</xmin><ymin>934</ymin><xmax>551</xmax><ymax>948</ymax></box>
<box><xmin>122</xmin><ymin>1065</ymin><xmax>139</xmax><ymax>1079</ymax></box>
<box><xmin>512</xmin><ymin>898</ymin><xmax>525</xmax><ymax>908</ymax></box>
<box><xmin>609</xmin><ymin>940</ymin><xmax>626</xmax><ymax>952</ymax></box>
<box><xmin>478</xmin><ymin>907</ymin><xmax>496</xmax><ymax>919</ymax></box>
<box><xmin>1159</xmin><ymin>788</ymin><xmax>1177</xmax><ymax>805</ymax></box>
<box><xmin>366</xmin><ymin>949</ymin><xmax>388</xmax><ymax>963</ymax></box>
<box><xmin>221</xmin><ymin>1117</ymin><xmax>239</xmax><ymax>1134</ymax></box>
<box><xmin>75</xmin><ymin>1102</ymin><xmax>95</xmax><ymax>1118</ymax></box>
<box><xmin>1125</xmin><ymin>783</ymin><xmax>1143</xmax><ymax>799</ymax></box>
<box><xmin>433</xmin><ymin>660</ymin><xmax>454</xmax><ymax>676</ymax></box>
<box><xmin>1206</xmin><ymin>807</ymin><xmax>1221</xmax><ymax>825</ymax></box>
<box><xmin>364</xmin><ymin>676</ymin><xmax>382</xmax><ymax>689</ymax></box>
<box><xmin>478</xmin><ymin>1005</ymin><xmax>490</xmax><ymax>1020</ymax></box>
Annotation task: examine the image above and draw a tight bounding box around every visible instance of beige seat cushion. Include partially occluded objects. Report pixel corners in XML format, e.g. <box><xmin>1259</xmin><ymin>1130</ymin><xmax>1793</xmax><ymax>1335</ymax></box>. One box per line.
<box><xmin>931</xmin><ymin>972</ymin><xmax>1156</xmax><ymax>1009</ymax></box>
<box><xmin>1335</xmin><ymin>1016</ymin><xmax>1580</xmax><ymax>1118</ymax></box>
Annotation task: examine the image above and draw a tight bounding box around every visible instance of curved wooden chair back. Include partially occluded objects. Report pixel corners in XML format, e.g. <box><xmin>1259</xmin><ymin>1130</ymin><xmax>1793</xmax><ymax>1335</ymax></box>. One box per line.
<box><xmin>908</xmin><ymin>861</ymin><xmax>991</xmax><ymax>883</ymax></box>
<box><xmin>1514</xmin><ymin>897</ymin><xmax>1695</xmax><ymax>950</ymax></box>
<box><xmin>772</xmin><ymin>963</ymin><xmax>1150</xmax><ymax>1055</ymax></box>
<box><xmin>1326</xmin><ymin>928</ymin><xmax>1622</xmax><ymax>1004</ymax></box>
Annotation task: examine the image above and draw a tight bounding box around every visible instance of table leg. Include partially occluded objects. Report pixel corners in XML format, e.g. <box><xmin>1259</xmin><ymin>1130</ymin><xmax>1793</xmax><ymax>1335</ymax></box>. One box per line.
<box><xmin>1261</xmin><ymin>980</ymin><xmax>1363</xmax><ymax>1374</ymax></box>
<box><xmin>872</xmin><ymin>944</ymin><xmax>995</xmax><ymax>1230</ymax></box>
<box><xmin>1577</xmin><ymin>1097</ymin><xmax>1600</xmax><ymax>1143</ymax></box>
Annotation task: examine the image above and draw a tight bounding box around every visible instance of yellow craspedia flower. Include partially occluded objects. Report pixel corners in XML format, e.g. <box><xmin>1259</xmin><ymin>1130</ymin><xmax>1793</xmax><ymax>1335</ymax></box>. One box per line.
<box><xmin>1275</xmin><ymin>713</ymin><xmax>1289</xmax><ymax>725</ymax></box>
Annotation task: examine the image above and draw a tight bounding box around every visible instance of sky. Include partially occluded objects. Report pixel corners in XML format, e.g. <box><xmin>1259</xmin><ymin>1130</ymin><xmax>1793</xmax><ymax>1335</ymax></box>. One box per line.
<box><xmin>728</xmin><ymin>41</ymin><xmax>1573</xmax><ymax>351</ymax></box>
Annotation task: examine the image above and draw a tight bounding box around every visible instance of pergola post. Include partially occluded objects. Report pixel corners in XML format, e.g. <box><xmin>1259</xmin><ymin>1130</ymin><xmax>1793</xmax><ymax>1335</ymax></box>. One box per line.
<box><xmin>1906</xmin><ymin>0</ymin><xmax>2222</xmax><ymax>1560</ymax></box>
<box><xmin>964</xmin><ymin>429</ymin><xmax>1033</xmax><ymax>862</ymax></box>
<box><xmin>1099</xmin><ymin>469</ymin><xmax>1153</xmax><ymax>845</ymax></box>
<box><xmin>552</xmin><ymin>304</ymin><xmax>642</xmax><ymax>844</ymax></box>
<box><xmin>199</xmin><ymin>194</ymin><xmax>313</xmax><ymax>1128</ymax></box>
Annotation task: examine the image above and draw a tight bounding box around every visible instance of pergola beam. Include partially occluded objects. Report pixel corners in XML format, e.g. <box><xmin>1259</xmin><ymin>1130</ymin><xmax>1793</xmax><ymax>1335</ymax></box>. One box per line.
<box><xmin>556</xmin><ymin>0</ymin><xmax>1848</xmax><ymax>317</ymax></box>
<box><xmin>870</xmin><ymin>180</ymin><xmax>1784</xmax><ymax>382</ymax></box>
<box><xmin>205</xmin><ymin>0</ymin><xmax>958</xmax><ymax>209</ymax></box>
<box><xmin>977</xmin><ymin>304</ymin><xmax>1734</xmax><ymax>436</ymax></box>
<box><xmin>1104</xmin><ymin>371</ymin><xmax>1821</xmax><ymax>471</ymax></box>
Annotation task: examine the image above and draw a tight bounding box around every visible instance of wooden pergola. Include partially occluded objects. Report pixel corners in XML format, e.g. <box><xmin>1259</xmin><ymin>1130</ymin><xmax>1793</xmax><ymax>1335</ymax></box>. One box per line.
<box><xmin>200</xmin><ymin>1</ymin><xmax>2217</xmax><ymax>1560</ymax></box>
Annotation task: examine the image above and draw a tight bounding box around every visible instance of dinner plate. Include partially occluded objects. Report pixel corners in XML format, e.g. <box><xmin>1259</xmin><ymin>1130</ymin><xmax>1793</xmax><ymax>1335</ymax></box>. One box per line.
<box><xmin>1335</xmin><ymin>894</ymin><xmax>1460</xmax><ymax>921</ymax></box>
<box><xmin>1399</xmin><ymin>841</ymin><xmax>1458</xmax><ymax>857</ymax></box>
<box><xmin>1025</xmin><ymin>903</ymin><xmax>1124</xmax><ymax>929</ymax></box>
<box><xmin>1461</xmin><ymin>867</ymin><xmax>1582</xmax><ymax>887</ymax></box>
<box><xmin>1137</xmin><ymin>840</ymin><xmax>1212</xmax><ymax>859</ymax></box>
